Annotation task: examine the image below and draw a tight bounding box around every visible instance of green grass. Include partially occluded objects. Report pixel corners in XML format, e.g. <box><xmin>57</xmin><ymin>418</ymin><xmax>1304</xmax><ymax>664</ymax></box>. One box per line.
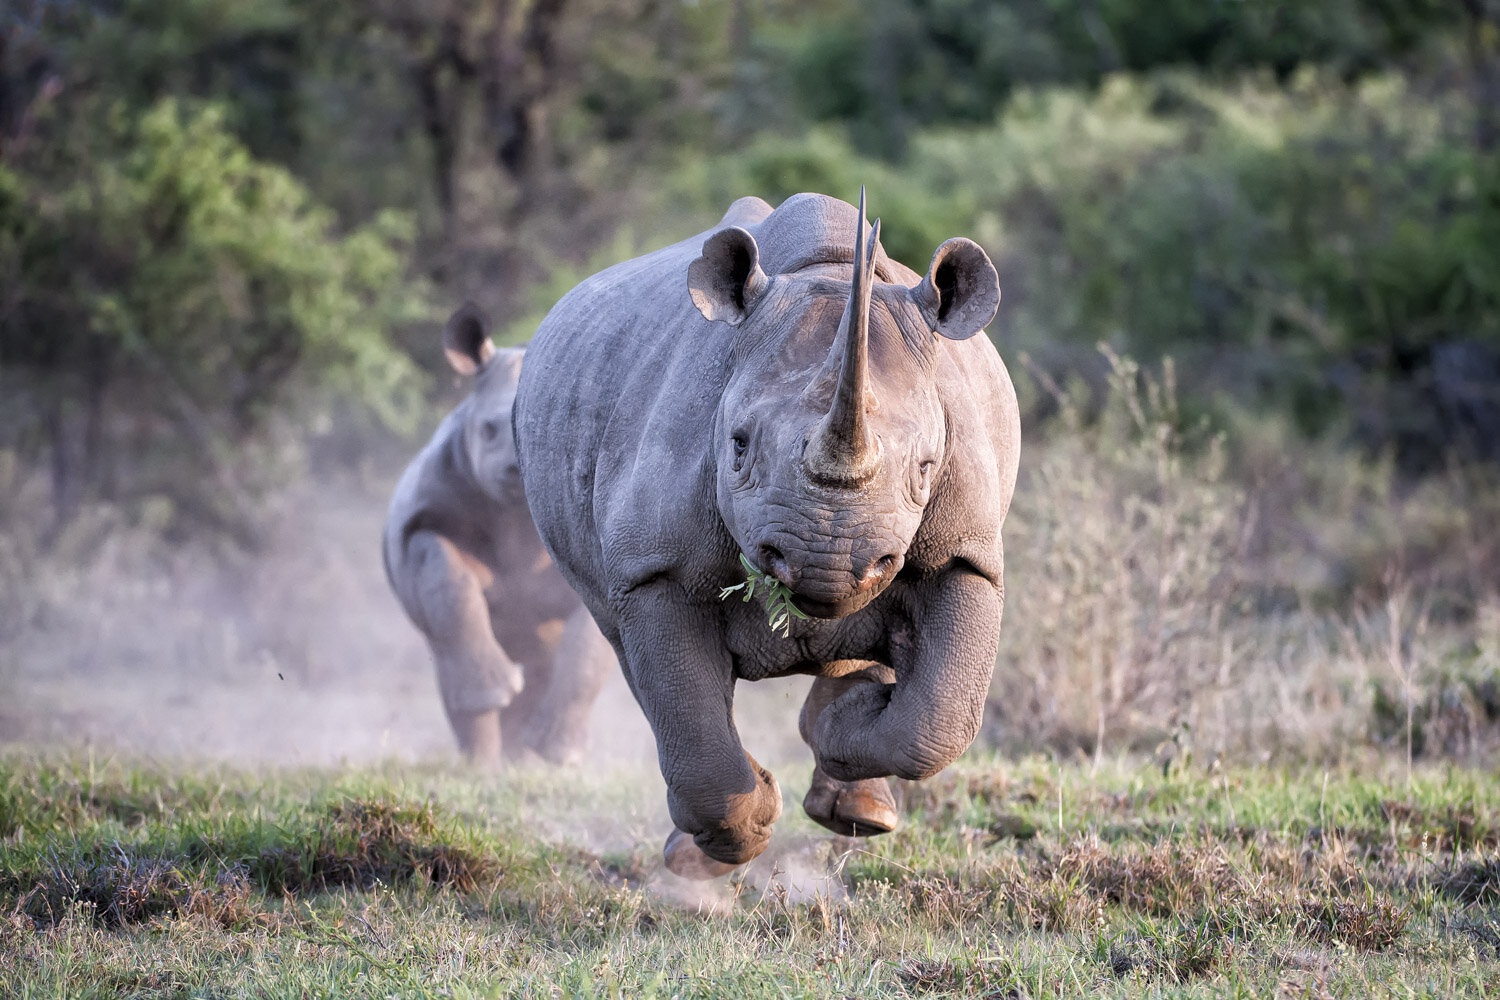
<box><xmin>1</xmin><ymin>752</ymin><xmax>1496</xmax><ymax>998</ymax></box>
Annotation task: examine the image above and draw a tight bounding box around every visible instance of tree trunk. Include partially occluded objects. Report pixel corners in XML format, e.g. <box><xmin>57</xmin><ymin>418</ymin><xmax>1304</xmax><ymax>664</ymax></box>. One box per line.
<box><xmin>410</xmin><ymin>15</ymin><xmax>475</xmax><ymax>249</ymax></box>
<box><xmin>1461</xmin><ymin>0</ymin><xmax>1500</xmax><ymax>152</ymax></box>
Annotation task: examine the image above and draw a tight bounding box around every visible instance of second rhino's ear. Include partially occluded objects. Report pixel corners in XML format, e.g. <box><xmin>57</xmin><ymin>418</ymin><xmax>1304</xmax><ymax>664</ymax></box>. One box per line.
<box><xmin>687</xmin><ymin>226</ymin><xmax>769</xmax><ymax>326</ymax></box>
<box><xmin>909</xmin><ymin>238</ymin><xmax>1000</xmax><ymax>341</ymax></box>
<box><xmin>443</xmin><ymin>302</ymin><xmax>497</xmax><ymax>375</ymax></box>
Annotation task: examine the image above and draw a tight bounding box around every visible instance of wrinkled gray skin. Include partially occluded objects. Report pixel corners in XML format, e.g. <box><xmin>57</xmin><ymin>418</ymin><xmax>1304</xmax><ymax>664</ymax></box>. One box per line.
<box><xmin>383</xmin><ymin>304</ymin><xmax>613</xmax><ymax>767</ymax></box>
<box><xmin>514</xmin><ymin>192</ymin><xmax>1020</xmax><ymax>877</ymax></box>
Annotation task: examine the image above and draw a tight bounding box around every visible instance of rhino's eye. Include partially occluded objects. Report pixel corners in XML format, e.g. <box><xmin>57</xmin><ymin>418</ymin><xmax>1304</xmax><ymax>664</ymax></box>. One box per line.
<box><xmin>919</xmin><ymin>459</ymin><xmax>936</xmax><ymax>480</ymax></box>
<box><xmin>730</xmin><ymin>433</ymin><xmax>748</xmax><ymax>471</ymax></box>
<box><xmin>480</xmin><ymin>419</ymin><xmax>504</xmax><ymax>443</ymax></box>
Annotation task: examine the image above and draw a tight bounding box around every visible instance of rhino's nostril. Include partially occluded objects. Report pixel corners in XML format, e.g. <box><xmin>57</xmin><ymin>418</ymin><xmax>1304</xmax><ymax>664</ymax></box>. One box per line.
<box><xmin>856</xmin><ymin>554</ymin><xmax>900</xmax><ymax>591</ymax></box>
<box><xmin>758</xmin><ymin>544</ymin><xmax>795</xmax><ymax>587</ymax></box>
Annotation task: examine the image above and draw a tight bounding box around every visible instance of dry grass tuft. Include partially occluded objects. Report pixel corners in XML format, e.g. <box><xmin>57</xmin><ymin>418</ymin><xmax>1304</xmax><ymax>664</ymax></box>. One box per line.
<box><xmin>1450</xmin><ymin>909</ymin><xmax>1500</xmax><ymax>958</ymax></box>
<box><xmin>1427</xmin><ymin>858</ymin><xmax>1500</xmax><ymax>905</ymax></box>
<box><xmin>1295</xmin><ymin>891</ymin><xmax>1408</xmax><ymax>950</ymax></box>
<box><xmin>13</xmin><ymin>852</ymin><xmax>259</xmax><ymax>930</ymax></box>
<box><xmin>1050</xmin><ymin>837</ymin><xmax>1251</xmax><ymax>918</ymax></box>
<box><xmin>1378</xmin><ymin>799</ymin><xmax>1496</xmax><ymax>853</ymax></box>
<box><xmin>251</xmin><ymin>798</ymin><xmax>498</xmax><ymax>894</ymax></box>
<box><xmin>895</xmin><ymin>956</ymin><xmax>1022</xmax><ymax>997</ymax></box>
<box><xmin>1105</xmin><ymin>918</ymin><xmax>1227</xmax><ymax>984</ymax></box>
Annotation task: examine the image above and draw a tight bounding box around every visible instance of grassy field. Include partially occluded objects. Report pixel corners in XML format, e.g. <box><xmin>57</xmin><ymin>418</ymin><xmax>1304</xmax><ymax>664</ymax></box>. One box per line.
<box><xmin>2</xmin><ymin>748</ymin><xmax>1496</xmax><ymax>998</ymax></box>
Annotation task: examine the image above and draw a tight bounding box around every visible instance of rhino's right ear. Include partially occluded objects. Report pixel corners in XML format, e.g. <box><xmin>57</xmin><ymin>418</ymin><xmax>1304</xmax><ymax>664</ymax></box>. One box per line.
<box><xmin>443</xmin><ymin>302</ymin><xmax>497</xmax><ymax>376</ymax></box>
<box><xmin>910</xmin><ymin>238</ymin><xmax>1000</xmax><ymax>341</ymax></box>
<box><xmin>687</xmin><ymin>227</ymin><xmax>769</xmax><ymax>326</ymax></box>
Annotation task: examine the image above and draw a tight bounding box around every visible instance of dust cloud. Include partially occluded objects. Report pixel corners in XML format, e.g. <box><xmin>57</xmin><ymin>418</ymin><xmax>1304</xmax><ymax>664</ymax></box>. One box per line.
<box><xmin>1</xmin><ymin>471</ymin><xmax>814</xmax><ymax>771</ymax></box>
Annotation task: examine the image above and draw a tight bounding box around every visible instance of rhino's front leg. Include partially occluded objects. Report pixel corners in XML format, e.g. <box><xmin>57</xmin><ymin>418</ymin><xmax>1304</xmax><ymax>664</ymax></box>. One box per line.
<box><xmin>402</xmin><ymin>530</ymin><xmax>525</xmax><ymax>765</ymax></box>
<box><xmin>813</xmin><ymin>567</ymin><xmax>1001</xmax><ymax>783</ymax></box>
<box><xmin>616</xmin><ymin>579</ymin><xmax>782</xmax><ymax>878</ymax></box>
<box><xmin>800</xmin><ymin>669</ymin><xmax>900</xmax><ymax>837</ymax></box>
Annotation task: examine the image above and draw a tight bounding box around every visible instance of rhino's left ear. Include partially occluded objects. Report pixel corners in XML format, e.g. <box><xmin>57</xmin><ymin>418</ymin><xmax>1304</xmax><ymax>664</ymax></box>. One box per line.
<box><xmin>687</xmin><ymin>226</ymin><xmax>769</xmax><ymax>326</ymax></box>
<box><xmin>443</xmin><ymin>302</ymin><xmax>497</xmax><ymax>376</ymax></box>
<box><xmin>909</xmin><ymin>238</ymin><xmax>1000</xmax><ymax>341</ymax></box>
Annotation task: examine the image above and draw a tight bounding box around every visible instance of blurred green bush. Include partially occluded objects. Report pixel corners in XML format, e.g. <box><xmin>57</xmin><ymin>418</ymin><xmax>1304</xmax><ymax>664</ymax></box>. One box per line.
<box><xmin>662</xmin><ymin>67</ymin><xmax>1500</xmax><ymax>468</ymax></box>
<box><xmin>0</xmin><ymin>99</ymin><xmax>427</xmax><ymax>539</ymax></box>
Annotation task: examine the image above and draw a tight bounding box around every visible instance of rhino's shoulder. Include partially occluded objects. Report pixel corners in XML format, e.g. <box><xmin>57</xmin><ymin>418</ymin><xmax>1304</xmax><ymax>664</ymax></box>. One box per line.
<box><xmin>388</xmin><ymin>406</ymin><xmax>486</xmax><ymax>521</ymax></box>
<box><xmin>937</xmin><ymin>334</ymin><xmax>1020</xmax><ymax>517</ymax></box>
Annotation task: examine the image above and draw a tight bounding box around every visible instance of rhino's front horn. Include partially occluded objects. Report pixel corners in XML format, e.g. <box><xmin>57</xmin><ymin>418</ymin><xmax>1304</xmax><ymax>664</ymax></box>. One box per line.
<box><xmin>805</xmin><ymin>192</ymin><xmax>881</xmax><ymax>486</ymax></box>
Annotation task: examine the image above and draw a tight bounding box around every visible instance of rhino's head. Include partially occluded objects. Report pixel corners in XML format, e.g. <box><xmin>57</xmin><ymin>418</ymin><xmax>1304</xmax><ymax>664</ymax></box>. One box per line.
<box><xmin>443</xmin><ymin>304</ymin><xmax>526</xmax><ymax>504</ymax></box>
<box><xmin>690</xmin><ymin>192</ymin><xmax>1000</xmax><ymax>619</ymax></box>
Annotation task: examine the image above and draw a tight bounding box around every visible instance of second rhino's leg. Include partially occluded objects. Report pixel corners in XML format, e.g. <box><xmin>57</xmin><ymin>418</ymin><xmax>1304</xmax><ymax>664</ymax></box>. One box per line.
<box><xmin>800</xmin><ymin>668</ymin><xmax>900</xmax><ymax>837</ymax></box>
<box><xmin>616</xmin><ymin>579</ymin><xmax>782</xmax><ymax>878</ymax></box>
<box><xmin>524</xmin><ymin>607</ymin><xmax>614</xmax><ymax>765</ymax></box>
<box><xmin>404</xmin><ymin>530</ymin><xmax>524</xmax><ymax>765</ymax></box>
<box><xmin>448</xmin><ymin>707</ymin><xmax>502</xmax><ymax>764</ymax></box>
<box><xmin>499</xmin><ymin>617</ymin><xmax>564</xmax><ymax>764</ymax></box>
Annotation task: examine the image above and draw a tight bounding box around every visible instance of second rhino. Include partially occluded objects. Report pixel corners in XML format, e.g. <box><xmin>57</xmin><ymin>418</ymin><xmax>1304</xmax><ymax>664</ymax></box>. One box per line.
<box><xmin>383</xmin><ymin>304</ymin><xmax>614</xmax><ymax>766</ymax></box>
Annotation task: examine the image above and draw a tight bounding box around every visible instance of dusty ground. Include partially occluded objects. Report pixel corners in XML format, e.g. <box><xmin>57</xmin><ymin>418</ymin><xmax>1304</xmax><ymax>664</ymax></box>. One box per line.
<box><xmin>0</xmin><ymin>649</ymin><xmax>813</xmax><ymax>772</ymax></box>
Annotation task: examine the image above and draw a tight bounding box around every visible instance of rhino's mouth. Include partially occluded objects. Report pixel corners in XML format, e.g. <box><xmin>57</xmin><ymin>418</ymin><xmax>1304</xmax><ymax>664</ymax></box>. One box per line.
<box><xmin>791</xmin><ymin>591</ymin><xmax>879</xmax><ymax>620</ymax></box>
<box><xmin>756</xmin><ymin>544</ymin><xmax>901</xmax><ymax>620</ymax></box>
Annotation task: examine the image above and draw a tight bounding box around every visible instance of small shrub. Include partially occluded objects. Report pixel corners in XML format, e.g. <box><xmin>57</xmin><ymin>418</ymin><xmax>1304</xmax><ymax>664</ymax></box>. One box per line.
<box><xmin>992</xmin><ymin>349</ymin><xmax>1246</xmax><ymax>756</ymax></box>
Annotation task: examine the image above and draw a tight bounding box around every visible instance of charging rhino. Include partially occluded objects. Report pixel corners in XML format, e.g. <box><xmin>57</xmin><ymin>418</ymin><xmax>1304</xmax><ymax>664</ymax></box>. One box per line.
<box><xmin>383</xmin><ymin>305</ymin><xmax>613</xmax><ymax>766</ymax></box>
<box><xmin>514</xmin><ymin>191</ymin><xmax>1020</xmax><ymax>876</ymax></box>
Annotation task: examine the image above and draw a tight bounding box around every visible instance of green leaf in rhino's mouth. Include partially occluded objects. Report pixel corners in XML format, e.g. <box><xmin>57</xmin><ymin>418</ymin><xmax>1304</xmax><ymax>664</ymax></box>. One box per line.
<box><xmin>718</xmin><ymin>552</ymin><xmax>811</xmax><ymax>638</ymax></box>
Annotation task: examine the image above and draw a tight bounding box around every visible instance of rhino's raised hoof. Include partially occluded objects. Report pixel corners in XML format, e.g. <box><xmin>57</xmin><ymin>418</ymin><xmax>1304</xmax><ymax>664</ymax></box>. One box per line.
<box><xmin>803</xmin><ymin>768</ymin><xmax>899</xmax><ymax>837</ymax></box>
<box><xmin>663</xmin><ymin>829</ymin><xmax>740</xmax><ymax>880</ymax></box>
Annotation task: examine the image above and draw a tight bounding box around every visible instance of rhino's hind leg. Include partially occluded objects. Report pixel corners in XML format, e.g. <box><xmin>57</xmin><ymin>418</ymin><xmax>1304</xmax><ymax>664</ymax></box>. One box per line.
<box><xmin>800</xmin><ymin>667</ymin><xmax>901</xmax><ymax>836</ymax></box>
<box><xmin>447</xmin><ymin>708</ymin><xmax>503</xmax><ymax>766</ymax></box>
<box><xmin>522</xmin><ymin>607</ymin><xmax>613</xmax><ymax>765</ymax></box>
